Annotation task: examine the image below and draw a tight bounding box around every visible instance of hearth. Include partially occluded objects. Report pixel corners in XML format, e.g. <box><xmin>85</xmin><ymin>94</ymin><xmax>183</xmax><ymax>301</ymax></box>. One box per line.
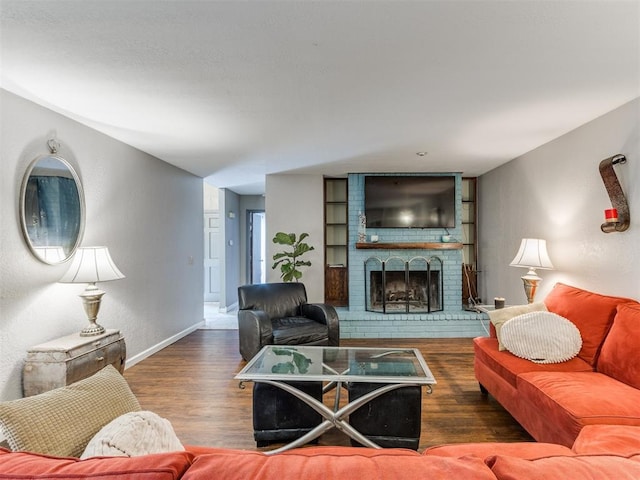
<box><xmin>364</xmin><ymin>256</ymin><xmax>443</xmax><ymax>313</ymax></box>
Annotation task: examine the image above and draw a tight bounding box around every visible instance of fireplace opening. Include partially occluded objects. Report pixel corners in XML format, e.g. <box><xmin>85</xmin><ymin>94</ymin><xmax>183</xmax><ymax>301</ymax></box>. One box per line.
<box><xmin>365</xmin><ymin>256</ymin><xmax>443</xmax><ymax>314</ymax></box>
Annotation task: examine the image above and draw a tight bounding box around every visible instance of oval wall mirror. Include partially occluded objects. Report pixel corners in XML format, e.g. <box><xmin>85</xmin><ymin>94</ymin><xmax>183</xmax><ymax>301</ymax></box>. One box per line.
<box><xmin>19</xmin><ymin>145</ymin><xmax>85</xmax><ymax>265</ymax></box>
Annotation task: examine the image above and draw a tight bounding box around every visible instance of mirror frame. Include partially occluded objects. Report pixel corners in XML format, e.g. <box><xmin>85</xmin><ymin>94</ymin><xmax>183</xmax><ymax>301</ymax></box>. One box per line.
<box><xmin>19</xmin><ymin>154</ymin><xmax>86</xmax><ymax>265</ymax></box>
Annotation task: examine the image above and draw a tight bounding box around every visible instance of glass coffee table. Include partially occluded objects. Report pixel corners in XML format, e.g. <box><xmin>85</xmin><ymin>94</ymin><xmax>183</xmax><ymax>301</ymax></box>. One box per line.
<box><xmin>235</xmin><ymin>345</ymin><xmax>436</xmax><ymax>454</ymax></box>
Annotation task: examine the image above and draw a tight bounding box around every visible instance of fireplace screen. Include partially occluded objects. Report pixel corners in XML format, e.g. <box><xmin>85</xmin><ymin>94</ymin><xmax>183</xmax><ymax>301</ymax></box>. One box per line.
<box><xmin>364</xmin><ymin>256</ymin><xmax>443</xmax><ymax>313</ymax></box>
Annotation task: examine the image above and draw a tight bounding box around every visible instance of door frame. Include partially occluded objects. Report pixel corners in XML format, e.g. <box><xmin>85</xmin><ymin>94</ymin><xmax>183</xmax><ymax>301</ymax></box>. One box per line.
<box><xmin>246</xmin><ymin>209</ymin><xmax>266</xmax><ymax>284</ymax></box>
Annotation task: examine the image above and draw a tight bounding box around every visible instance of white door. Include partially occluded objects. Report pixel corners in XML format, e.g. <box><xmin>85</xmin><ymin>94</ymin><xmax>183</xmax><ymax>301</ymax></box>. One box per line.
<box><xmin>204</xmin><ymin>212</ymin><xmax>221</xmax><ymax>301</ymax></box>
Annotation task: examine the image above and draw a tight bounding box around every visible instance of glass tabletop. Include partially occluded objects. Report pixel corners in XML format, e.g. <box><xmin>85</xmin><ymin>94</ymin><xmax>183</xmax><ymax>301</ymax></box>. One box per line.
<box><xmin>235</xmin><ymin>345</ymin><xmax>436</xmax><ymax>385</ymax></box>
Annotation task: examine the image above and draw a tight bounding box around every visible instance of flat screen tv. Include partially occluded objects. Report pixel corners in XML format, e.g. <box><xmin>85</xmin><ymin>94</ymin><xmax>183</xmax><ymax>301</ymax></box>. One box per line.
<box><xmin>364</xmin><ymin>175</ymin><xmax>455</xmax><ymax>228</ymax></box>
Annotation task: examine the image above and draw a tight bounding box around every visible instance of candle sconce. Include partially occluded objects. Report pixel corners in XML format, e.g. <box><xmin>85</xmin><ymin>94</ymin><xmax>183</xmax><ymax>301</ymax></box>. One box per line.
<box><xmin>599</xmin><ymin>154</ymin><xmax>630</xmax><ymax>233</ymax></box>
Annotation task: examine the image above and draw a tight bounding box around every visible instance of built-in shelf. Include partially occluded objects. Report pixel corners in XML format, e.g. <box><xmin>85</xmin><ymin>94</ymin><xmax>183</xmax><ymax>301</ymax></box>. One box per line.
<box><xmin>324</xmin><ymin>177</ymin><xmax>349</xmax><ymax>306</ymax></box>
<box><xmin>355</xmin><ymin>242</ymin><xmax>463</xmax><ymax>250</ymax></box>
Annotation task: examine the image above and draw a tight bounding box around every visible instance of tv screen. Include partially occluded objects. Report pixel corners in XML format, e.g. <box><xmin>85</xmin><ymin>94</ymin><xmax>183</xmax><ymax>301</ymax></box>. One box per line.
<box><xmin>364</xmin><ymin>176</ymin><xmax>455</xmax><ymax>228</ymax></box>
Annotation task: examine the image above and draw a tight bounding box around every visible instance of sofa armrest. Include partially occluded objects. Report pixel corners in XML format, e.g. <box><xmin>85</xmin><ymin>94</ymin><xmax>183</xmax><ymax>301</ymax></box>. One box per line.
<box><xmin>489</xmin><ymin>322</ymin><xmax>497</xmax><ymax>339</ymax></box>
<box><xmin>238</xmin><ymin>310</ymin><xmax>273</xmax><ymax>361</ymax></box>
<box><xmin>301</xmin><ymin>303</ymin><xmax>340</xmax><ymax>346</ymax></box>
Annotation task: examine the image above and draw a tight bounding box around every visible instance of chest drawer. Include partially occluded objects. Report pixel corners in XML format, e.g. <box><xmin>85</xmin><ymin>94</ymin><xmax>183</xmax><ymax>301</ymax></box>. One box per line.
<box><xmin>23</xmin><ymin>330</ymin><xmax>126</xmax><ymax>397</ymax></box>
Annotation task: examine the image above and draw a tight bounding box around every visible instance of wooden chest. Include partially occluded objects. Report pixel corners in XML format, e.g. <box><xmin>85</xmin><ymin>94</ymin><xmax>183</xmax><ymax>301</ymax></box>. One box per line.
<box><xmin>23</xmin><ymin>329</ymin><xmax>126</xmax><ymax>397</ymax></box>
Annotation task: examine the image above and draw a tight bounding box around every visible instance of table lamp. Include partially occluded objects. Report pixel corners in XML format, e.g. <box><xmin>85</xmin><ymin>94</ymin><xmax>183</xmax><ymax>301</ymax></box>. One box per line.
<box><xmin>59</xmin><ymin>246</ymin><xmax>125</xmax><ymax>336</ymax></box>
<box><xmin>509</xmin><ymin>238</ymin><xmax>554</xmax><ymax>303</ymax></box>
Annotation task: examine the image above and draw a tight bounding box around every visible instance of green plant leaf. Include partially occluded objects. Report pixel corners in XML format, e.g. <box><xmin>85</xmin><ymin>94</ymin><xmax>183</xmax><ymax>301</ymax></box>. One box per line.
<box><xmin>271</xmin><ymin>231</ymin><xmax>314</xmax><ymax>282</ymax></box>
<box><xmin>271</xmin><ymin>362</ymin><xmax>295</xmax><ymax>374</ymax></box>
<box><xmin>272</xmin><ymin>232</ymin><xmax>295</xmax><ymax>245</ymax></box>
<box><xmin>291</xmin><ymin>351</ymin><xmax>312</xmax><ymax>373</ymax></box>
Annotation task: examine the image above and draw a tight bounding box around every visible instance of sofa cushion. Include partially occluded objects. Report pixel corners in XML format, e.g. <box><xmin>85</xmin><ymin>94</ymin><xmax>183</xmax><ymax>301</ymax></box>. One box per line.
<box><xmin>500</xmin><ymin>311</ymin><xmax>582</xmax><ymax>364</ymax></box>
<box><xmin>597</xmin><ymin>303</ymin><xmax>640</xmax><ymax>389</ymax></box>
<box><xmin>181</xmin><ymin>446</ymin><xmax>497</xmax><ymax>480</ymax></box>
<box><xmin>424</xmin><ymin>441</ymin><xmax>574</xmax><ymax>459</ymax></box>
<box><xmin>271</xmin><ymin>317</ymin><xmax>329</xmax><ymax>345</ymax></box>
<box><xmin>543</xmin><ymin>283</ymin><xmax>637</xmax><ymax>366</ymax></box>
<box><xmin>487</xmin><ymin>453</ymin><xmax>640</xmax><ymax>480</ymax></box>
<box><xmin>473</xmin><ymin>337</ymin><xmax>592</xmax><ymax>389</ymax></box>
<box><xmin>488</xmin><ymin>302</ymin><xmax>547</xmax><ymax>350</ymax></box>
<box><xmin>0</xmin><ymin>448</ymin><xmax>193</xmax><ymax>479</ymax></box>
<box><xmin>573</xmin><ymin>425</ymin><xmax>640</xmax><ymax>456</ymax></box>
<box><xmin>0</xmin><ymin>365</ymin><xmax>140</xmax><ymax>458</ymax></box>
<box><xmin>516</xmin><ymin>371</ymin><xmax>640</xmax><ymax>447</ymax></box>
<box><xmin>81</xmin><ymin>411</ymin><xmax>184</xmax><ymax>459</ymax></box>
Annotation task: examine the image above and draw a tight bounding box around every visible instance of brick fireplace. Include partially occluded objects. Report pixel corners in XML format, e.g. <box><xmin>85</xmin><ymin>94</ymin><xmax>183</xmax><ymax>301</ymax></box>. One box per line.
<box><xmin>336</xmin><ymin>173</ymin><xmax>486</xmax><ymax>339</ymax></box>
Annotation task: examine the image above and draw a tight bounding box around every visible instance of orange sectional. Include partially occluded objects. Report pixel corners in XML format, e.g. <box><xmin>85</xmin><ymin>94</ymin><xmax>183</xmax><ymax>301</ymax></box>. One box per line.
<box><xmin>4</xmin><ymin>429</ymin><xmax>640</xmax><ymax>480</ymax></box>
<box><xmin>474</xmin><ymin>283</ymin><xmax>640</xmax><ymax>447</ymax></box>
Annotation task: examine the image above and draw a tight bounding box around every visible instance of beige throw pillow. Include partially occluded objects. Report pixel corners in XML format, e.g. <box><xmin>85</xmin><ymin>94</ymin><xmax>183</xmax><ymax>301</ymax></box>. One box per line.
<box><xmin>488</xmin><ymin>302</ymin><xmax>547</xmax><ymax>350</ymax></box>
<box><xmin>0</xmin><ymin>365</ymin><xmax>140</xmax><ymax>458</ymax></box>
<box><xmin>81</xmin><ymin>411</ymin><xmax>184</xmax><ymax>459</ymax></box>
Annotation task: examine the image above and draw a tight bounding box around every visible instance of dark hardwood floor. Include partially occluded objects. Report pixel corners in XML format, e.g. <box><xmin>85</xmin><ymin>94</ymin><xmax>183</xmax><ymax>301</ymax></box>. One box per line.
<box><xmin>124</xmin><ymin>330</ymin><xmax>532</xmax><ymax>452</ymax></box>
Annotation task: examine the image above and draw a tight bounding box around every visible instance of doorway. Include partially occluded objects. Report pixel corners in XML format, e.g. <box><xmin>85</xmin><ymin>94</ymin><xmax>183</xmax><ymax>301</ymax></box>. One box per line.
<box><xmin>204</xmin><ymin>212</ymin><xmax>221</xmax><ymax>302</ymax></box>
<box><xmin>247</xmin><ymin>210</ymin><xmax>266</xmax><ymax>284</ymax></box>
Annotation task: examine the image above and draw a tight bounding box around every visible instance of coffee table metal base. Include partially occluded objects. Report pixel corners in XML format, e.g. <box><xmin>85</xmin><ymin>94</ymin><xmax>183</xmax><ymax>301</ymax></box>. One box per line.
<box><xmin>249</xmin><ymin>379</ymin><xmax>429</xmax><ymax>455</ymax></box>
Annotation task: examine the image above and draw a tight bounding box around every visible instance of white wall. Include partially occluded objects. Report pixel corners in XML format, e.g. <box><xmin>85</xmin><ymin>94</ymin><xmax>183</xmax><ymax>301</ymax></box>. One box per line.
<box><xmin>220</xmin><ymin>188</ymin><xmax>241</xmax><ymax>309</ymax></box>
<box><xmin>265</xmin><ymin>174</ymin><xmax>324</xmax><ymax>302</ymax></box>
<box><xmin>478</xmin><ymin>98</ymin><xmax>640</xmax><ymax>305</ymax></box>
<box><xmin>203</xmin><ymin>182</ymin><xmax>220</xmax><ymax>211</ymax></box>
<box><xmin>0</xmin><ymin>90</ymin><xmax>204</xmax><ymax>401</ymax></box>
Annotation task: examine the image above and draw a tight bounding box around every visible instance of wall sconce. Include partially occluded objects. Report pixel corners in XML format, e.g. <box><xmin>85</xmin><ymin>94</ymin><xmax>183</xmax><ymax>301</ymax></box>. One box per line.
<box><xmin>509</xmin><ymin>238</ymin><xmax>554</xmax><ymax>304</ymax></box>
<box><xmin>59</xmin><ymin>246</ymin><xmax>125</xmax><ymax>336</ymax></box>
<box><xmin>600</xmin><ymin>154</ymin><xmax>629</xmax><ymax>233</ymax></box>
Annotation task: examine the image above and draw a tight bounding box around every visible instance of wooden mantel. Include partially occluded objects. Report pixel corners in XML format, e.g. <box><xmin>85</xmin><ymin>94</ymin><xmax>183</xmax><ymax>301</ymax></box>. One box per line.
<box><xmin>355</xmin><ymin>242</ymin><xmax>463</xmax><ymax>250</ymax></box>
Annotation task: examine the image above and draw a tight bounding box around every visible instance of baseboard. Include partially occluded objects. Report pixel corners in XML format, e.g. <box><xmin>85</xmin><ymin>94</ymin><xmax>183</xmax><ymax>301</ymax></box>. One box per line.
<box><xmin>219</xmin><ymin>301</ymin><xmax>238</xmax><ymax>313</ymax></box>
<box><xmin>124</xmin><ymin>320</ymin><xmax>205</xmax><ymax>369</ymax></box>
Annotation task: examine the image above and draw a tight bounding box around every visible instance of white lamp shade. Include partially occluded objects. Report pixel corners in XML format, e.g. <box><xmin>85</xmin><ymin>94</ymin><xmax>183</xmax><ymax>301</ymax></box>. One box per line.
<box><xmin>59</xmin><ymin>246</ymin><xmax>125</xmax><ymax>283</ymax></box>
<box><xmin>509</xmin><ymin>238</ymin><xmax>554</xmax><ymax>270</ymax></box>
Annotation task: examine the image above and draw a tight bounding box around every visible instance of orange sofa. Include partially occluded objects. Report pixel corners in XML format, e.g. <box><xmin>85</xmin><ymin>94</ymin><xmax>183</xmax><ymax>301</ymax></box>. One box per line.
<box><xmin>474</xmin><ymin>283</ymin><xmax>640</xmax><ymax>447</ymax></box>
<box><xmin>2</xmin><ymin>424</ymin><xmax>640</xmax><ymax>479</ymax></box>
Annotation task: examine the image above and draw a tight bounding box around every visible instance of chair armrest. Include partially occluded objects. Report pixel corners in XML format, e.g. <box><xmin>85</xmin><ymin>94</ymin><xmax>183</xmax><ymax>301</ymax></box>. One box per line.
<box><xmin>238</xmin><ymin>310</ymin><xmax>273</xmax><ymax>361</ymax></box>
<box><xmin>301</xmin><ymin>303</ymin><xmax>340</xmax><ymax>346</ymax></box>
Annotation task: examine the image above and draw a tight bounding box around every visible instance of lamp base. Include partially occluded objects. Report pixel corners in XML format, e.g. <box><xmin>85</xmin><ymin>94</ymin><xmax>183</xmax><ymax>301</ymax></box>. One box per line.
<box><xmin>521</xmin><ymin>268</ymin><xmax>542</xmax><ymax>304</ymax></box>
<box><xmin>80</xmin><ymin>322</ymin><xmax>106</xmax><ymax>337</ymax></box>
<box><xmin>78</xmin><ymin>283</ymin><xmax>107</xmax><ymax>337</ymax></box>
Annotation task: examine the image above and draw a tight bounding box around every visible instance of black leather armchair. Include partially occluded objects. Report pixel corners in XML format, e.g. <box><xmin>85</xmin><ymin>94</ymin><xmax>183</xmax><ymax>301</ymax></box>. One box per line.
<box><xmin>237</xmin><ymin>282</ymin><xmax>340</xmax><ymax>362</ymax></box>
<box><xmin>238</xmin><ymin>282</ymin><xmax>340</xmax><ymax>446</ymax></box>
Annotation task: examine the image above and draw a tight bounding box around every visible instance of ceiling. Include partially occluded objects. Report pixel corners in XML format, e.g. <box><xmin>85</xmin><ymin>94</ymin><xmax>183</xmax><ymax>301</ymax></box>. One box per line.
<box><xmin>1</xmin><ymin>1</ymin><xmax>639</xmax><ymax>194</ymax></box>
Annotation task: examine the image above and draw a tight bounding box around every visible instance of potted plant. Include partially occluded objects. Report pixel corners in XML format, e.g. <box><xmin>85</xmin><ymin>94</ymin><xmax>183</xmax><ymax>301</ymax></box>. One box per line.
<box><xmin>271</xmin><ymin>232</ymin><xmax>314</xmax><ymax>282</ymax></box>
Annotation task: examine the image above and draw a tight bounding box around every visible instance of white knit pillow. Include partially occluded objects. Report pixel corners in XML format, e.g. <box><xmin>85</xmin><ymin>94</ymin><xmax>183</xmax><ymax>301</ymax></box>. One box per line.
<box><xmin>81</xmin><ymin>411</ymin><xmax>184</xmax><ymax>459</ymax></box>
<box><xmin>501</xmin><ymin>311</ymin><xmax>582</xmax><ymax>364</ymax></box>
